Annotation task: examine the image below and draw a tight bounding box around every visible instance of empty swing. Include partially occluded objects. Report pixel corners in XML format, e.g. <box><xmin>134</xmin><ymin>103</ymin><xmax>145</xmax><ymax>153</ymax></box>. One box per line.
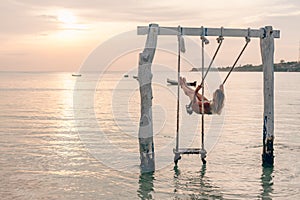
<box><xmin>174</xmin><ymin>27</ymin><xmax>251</xmax><ymax>165</ymax></box>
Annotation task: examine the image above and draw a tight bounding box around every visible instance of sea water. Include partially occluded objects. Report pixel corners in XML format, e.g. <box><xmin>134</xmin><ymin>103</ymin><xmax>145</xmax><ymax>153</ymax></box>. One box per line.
<box><xmin>0</xmin><ymin>71</ymin><xmax>299</xmax><ymax>199</ymax></box>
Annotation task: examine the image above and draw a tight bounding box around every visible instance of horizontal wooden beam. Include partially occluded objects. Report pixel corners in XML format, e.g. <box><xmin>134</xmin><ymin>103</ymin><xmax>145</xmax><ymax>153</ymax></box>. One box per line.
<box><xmin>137</xmin><ymin>25</ymin><xmax>280</xmax><ymax>38</ymax></box>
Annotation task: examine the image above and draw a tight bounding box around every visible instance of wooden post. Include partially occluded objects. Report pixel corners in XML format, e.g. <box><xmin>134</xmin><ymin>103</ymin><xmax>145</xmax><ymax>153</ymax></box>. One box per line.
<box><xmin>260</xmin><ymin>26</ymin><xmax>275</xmax><ymax>167</ymax></box>
<box><xmin>138</xmin><ymin>24</ymin><xmax>158</xmax><ymax>173</ymax></box>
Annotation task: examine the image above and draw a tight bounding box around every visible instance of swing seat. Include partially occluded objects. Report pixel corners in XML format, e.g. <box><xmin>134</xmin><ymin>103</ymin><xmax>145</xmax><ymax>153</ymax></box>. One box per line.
<box><xmin>174</xmin><ymin>148</ymin><xmax>201</xmax><ymax>154</ymax></box>
<box><xmin>173</xmin><ymin>148</ymin><xmax>206</xmax><ymax>155</ymax></box>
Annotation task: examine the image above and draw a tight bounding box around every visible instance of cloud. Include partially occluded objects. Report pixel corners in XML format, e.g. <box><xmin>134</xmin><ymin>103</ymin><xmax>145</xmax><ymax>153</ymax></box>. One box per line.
<box><xmin>1</xmin><ymin>1</ymin><xmax>267</xmax><ymax>24</ymax></box>
<box><xmin>0</xmin><ymin>0</ymin><xmax>92</xmax><ymax>36</ymax></box>
<box><xmin>2</xmin><ymin>0</ymin><xmax>298</xmax><ymax>37</ymax></box>
<box><xmin>0</xmin><ymin>1</ymin><xmax>58</xmax><ymax>35</ymax></box>
<box><xmin>0</xmin><ymin>0</ymin><xmax>299</xmax><ymax>71</ymax></box>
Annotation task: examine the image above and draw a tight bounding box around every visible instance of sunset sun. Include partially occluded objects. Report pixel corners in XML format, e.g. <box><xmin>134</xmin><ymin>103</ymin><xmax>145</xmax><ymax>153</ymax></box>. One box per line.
<box><xmin>54</xmin><ymin>10</ymin><xmax>87</xmax><ymax>39</ymax></box>
<box><xmin>57</xmin><ymin>10</ymin><xmax>77</xmax><ymax>27</ymax></box>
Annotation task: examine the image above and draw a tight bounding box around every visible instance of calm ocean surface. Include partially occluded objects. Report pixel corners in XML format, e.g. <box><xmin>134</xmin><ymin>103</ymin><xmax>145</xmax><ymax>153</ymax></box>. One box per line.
<box><xmin>0</xmin><ymin>71</ymin><xmax>299</xmax><ymax>199</ymax></box>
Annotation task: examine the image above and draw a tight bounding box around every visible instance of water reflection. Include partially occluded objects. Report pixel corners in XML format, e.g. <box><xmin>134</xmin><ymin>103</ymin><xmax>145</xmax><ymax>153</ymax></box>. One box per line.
<box><xmin>260</xmin><ymin>167</ymin><xmax>274</xmax><ymax>200</ymax></box>
<box><xmin>137</xmin><ymin>172</ymin><xmax>155</xmax><ymax>200</ymax></box>
<box><xmin>173</xmin><ymin>165</ymin><xmax>223</xmax><ymax>199</ymax></box>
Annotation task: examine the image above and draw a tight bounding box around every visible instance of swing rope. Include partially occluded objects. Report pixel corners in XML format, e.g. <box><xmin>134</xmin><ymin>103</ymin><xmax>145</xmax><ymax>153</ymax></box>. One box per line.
<box><xmin>186</xmin><ymin>34</ymin><xmax>251</xmax><ymax>115</ymax></box>
<box><xmin>175</xmin><ymin>27</ymin><xmax>251</xmax><ymax>165</ymax></box>
<box><xmin>199</xmin><ymin>26</ymin><xmax>210</xmax><ymax>163</ymax></box>
<box><xmin>199</xmin><ymin>33</ymin><xmax>224</xmax><ymax>88</ymax></box>
<box><xmin>186</xmin><ymin>34</ymin><xmax>224</xmax><ymax>115</ymax></box>
<box><xmin>201</xmin><ymin>34</ymin><xmax>206</xmax><ymax>160</ymax></box>
<box><xmin>176</xmin><ymin>26</ymin><xmax>184</xmax><ymax>153</ymax></box>
<box><xmin>222</xmin><ymin>36</ymin><xmax>251</xmax><ymax>85</ymax></box>
<box><xmin>199</xmin><ymin>29</ymin><xmax>250</xmax><ymax>164</ymax></box>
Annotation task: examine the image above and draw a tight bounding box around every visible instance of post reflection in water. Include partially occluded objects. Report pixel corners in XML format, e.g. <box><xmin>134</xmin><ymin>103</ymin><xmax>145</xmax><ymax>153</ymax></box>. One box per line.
<box><xmin>137</xmin><ymin>172</ymin><xmax>155</xmax><ymax>200</ymax></box>
<box><xmin>173</xmin><ymin>165</ymin><xmax>223</xmax><ymax>199</ymax></box>
<box><xmin>173</xmin><ymin>165</ymin><xmax>181</xmax><ymax>194</ymax></box>
<box><xmin>260</xmin><ymin>167</ymin><xmax>274</xmax><ymax>199</ymax></box>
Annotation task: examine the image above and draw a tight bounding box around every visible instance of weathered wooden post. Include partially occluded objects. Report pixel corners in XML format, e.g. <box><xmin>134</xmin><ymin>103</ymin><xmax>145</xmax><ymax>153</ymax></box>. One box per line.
<box><xmin>260</xmin><ymin>26</ymin><xmax>275</xmax><ymax>167</ymax></box>
<box><xmin>138</xmin><ymin>24</ymin><xmax>158</xmax><ymax>173</ymax></box>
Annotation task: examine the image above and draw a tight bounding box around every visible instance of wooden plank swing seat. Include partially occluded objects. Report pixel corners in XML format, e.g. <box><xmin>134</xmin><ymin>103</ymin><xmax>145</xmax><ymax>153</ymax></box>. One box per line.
<box><xmin>174</xmin><ymin>148</ymin><xmax>205</xmax><ymax>154</ymax></box>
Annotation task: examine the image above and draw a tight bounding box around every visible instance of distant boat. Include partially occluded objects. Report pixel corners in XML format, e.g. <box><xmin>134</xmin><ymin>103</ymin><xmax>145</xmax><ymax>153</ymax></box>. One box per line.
<box><xmin>72</xmin><ymin>73</ymin><xmax>82</xmax><ymax>77</ymax></box>
<box><xmin>124</xmin><ymin>74</ymin><xmax>129</xmax><ymax>78</ymax></box>
<box><xmin>167</xmin><ymin>78</ymin><xmax>197</xmax><ymax>87</ymax></box>
<box><xmin>167</xmin><ymin>78</ymin><xmax>178</xmax><ymax>85</ymax></box>
<box><xmin>190</xmin><ymin>67</ymin><xmax>200</xmax><ymax>72</ymax></box>
<box><xmin>133</xmin><ymin>75</ymin><xmax>139</xmax><ymax>80</ymax></box>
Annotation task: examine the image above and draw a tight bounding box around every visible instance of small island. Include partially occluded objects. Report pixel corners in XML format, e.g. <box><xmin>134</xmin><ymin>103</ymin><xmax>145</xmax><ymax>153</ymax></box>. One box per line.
<box><xmin>191</xmin><ymin>61</ymin><xmax>300</xmax><ymax>72</ymax></box>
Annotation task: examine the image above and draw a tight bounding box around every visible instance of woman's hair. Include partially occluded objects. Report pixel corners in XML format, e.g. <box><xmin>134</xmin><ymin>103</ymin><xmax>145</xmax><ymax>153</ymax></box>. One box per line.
<box><xmin>211</xmin><ymin>88</ymin><xmax>225</xmax><ymax>114</ymax></box>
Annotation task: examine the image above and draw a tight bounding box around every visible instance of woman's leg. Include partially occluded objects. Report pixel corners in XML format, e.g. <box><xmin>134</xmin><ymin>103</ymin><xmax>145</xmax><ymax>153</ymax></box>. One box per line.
<box><xmin>180</xmin><ymin>77</ymin><xmax>196</xmax><ymax>101</ymax></box>
<box><xmin>196</xmin><ymin>93</ymin><xmax>209</xmax><ymax>101</ymax></box>
<box><xmin>180</xmin><ymin>77</ymin><xmax>208</xmax><ymax>101</ymax></box>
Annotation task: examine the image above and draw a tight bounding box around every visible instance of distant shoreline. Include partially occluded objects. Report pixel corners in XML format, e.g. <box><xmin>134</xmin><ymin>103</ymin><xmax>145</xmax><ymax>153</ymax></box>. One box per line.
<box><xmin>191</xmin><ymin>61</ymin><xmax>300</xmax><ymax>72</ymax></box>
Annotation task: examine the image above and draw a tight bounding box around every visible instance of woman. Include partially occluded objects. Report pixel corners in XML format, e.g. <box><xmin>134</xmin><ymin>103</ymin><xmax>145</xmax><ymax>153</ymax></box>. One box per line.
<box><xmin>179</xmin><ymin>77</ymin><xmax>225</xmax><ymax>115</ymax></box>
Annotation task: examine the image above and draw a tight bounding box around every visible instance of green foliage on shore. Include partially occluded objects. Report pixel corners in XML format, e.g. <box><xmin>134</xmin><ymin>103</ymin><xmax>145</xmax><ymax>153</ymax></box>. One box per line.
<box><xmin>217</xmin><ymin>61</ymin><xmax>300</xmax><ymax>72</ymax></box>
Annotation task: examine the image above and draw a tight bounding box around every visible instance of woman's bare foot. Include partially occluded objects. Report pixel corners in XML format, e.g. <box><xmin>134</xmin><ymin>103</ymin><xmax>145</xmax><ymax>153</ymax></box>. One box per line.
<box><xmin>180</xmin><ymin>77</ymin><xmax>188</xmax><ymax>87</ymax></box>
<box><xmin>179</xmin><ymin>77</ymin><xmax>185</xmax><ymax>88</ymax></box>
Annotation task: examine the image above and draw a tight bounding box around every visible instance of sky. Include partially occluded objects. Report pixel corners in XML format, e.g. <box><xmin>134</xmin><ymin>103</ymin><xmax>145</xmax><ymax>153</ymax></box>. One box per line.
<box><xmin>0</xmin><ymin>0</ymin><xmax>299</xmax><ymax>72</ymax></box>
